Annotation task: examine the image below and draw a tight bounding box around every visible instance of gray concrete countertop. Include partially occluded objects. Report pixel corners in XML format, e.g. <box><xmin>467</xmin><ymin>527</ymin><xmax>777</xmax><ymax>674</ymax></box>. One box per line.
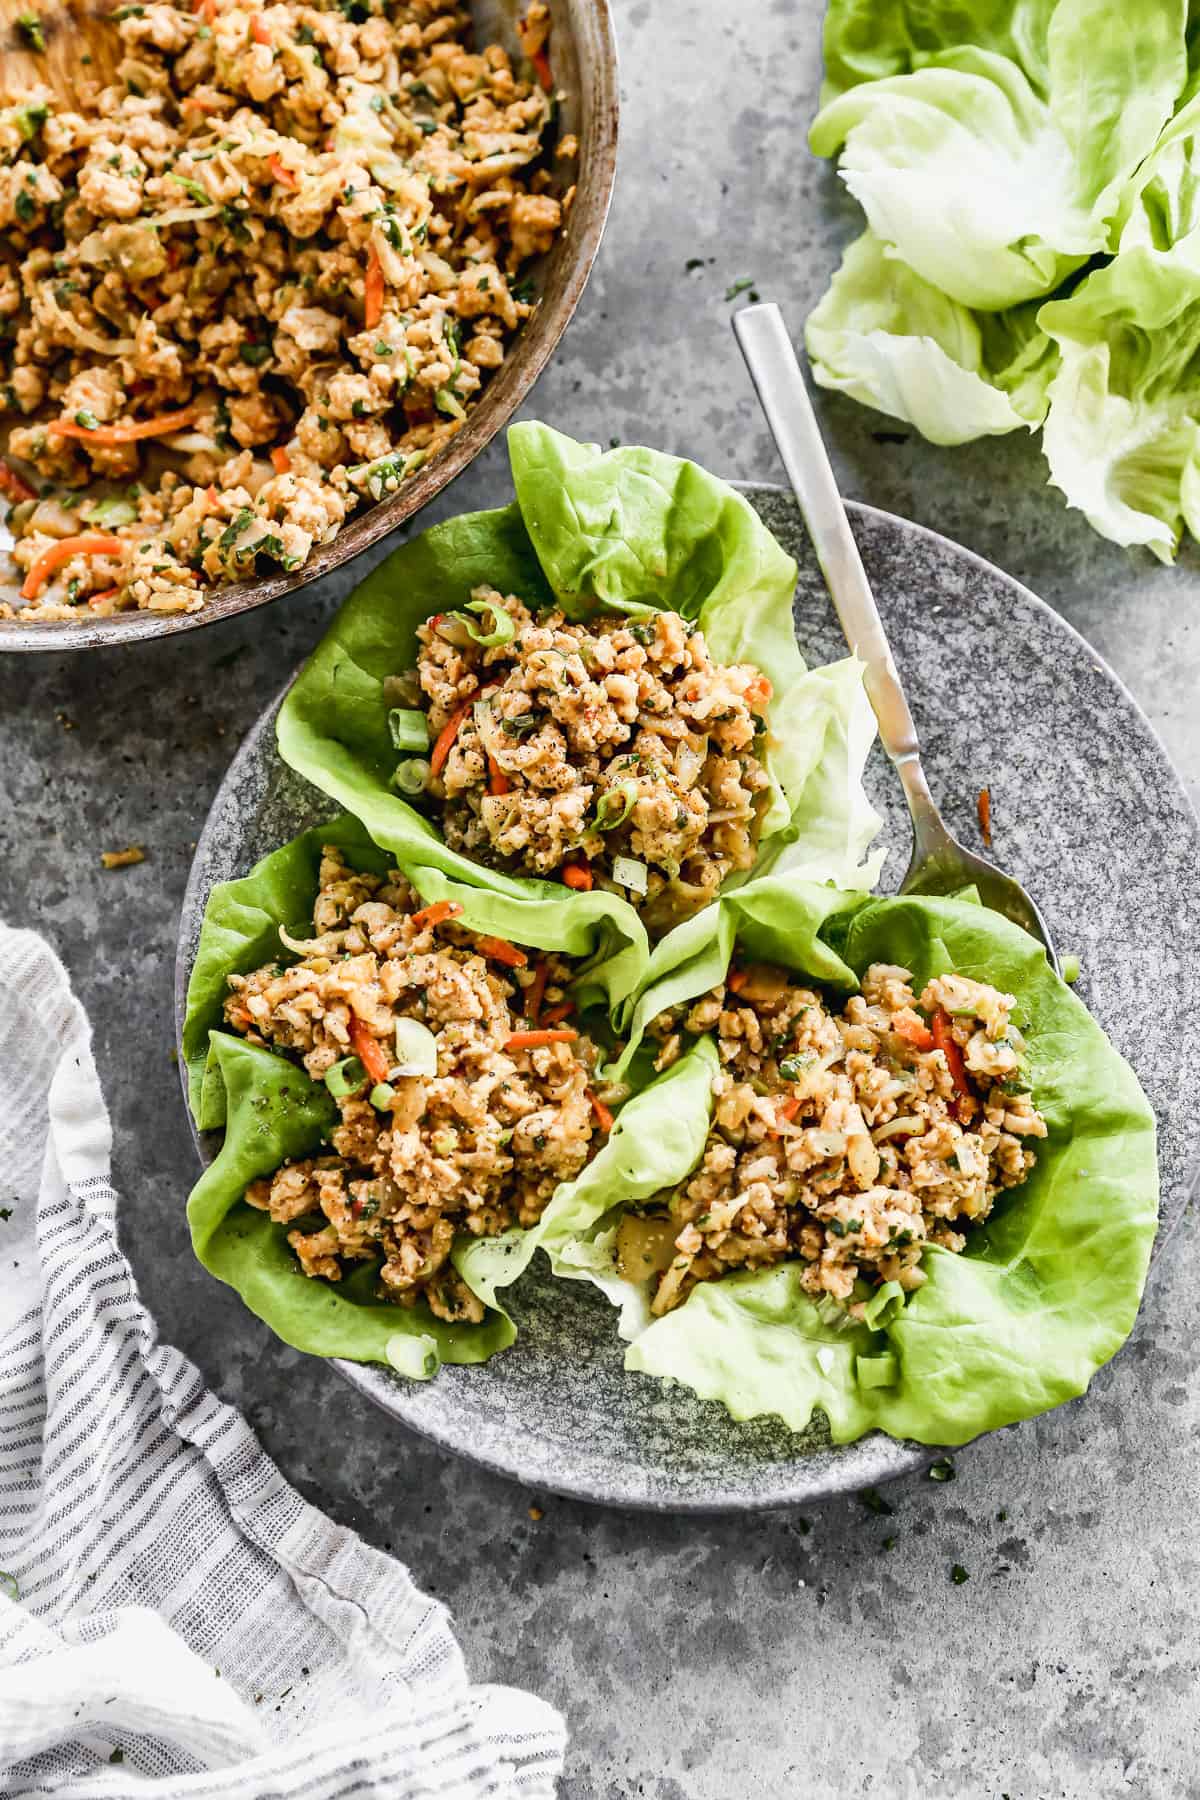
<box><xmin>3</xmin><ymin>3</ymin><xmax>1198</xmax><ymax>1794</ymax></box>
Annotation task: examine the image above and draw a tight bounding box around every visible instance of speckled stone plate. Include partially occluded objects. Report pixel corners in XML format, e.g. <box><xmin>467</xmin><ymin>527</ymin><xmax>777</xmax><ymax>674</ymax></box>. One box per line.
<box><xmin>175</xmin><ymin>490</ymin><xmax>1200</xmax><ymax>1511</ymax></box>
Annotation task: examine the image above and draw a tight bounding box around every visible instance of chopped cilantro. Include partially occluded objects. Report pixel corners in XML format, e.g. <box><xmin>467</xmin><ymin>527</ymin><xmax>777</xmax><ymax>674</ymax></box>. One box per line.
<box><xmin>725</xmin><ymin>276</ymin><xmax>756</xmax><ymax>302</ymax></box>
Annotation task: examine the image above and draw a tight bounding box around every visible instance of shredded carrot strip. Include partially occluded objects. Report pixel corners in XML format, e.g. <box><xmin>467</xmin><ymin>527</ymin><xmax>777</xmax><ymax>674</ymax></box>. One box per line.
<box><xmin>932</xmin><ymin>1009</ymin><xmax>973</xmax><ymax>1118</ymax></box>
<box><xmin>87</xmin><ymin>587</ymin><xmax>120</xmax><ymax>609</ymax></box>
<box><xmin>270</xmin><ymin>445</ymin><xmax>291</xmax><ymax>474</ymax></box>
<box><xmin>250</xmin><ymin>12</ymin><xmax>270</xmax><ymax>43</ymax></box>
<box><xmin>475</xmin><ymin>935</ymin><xmax>527</xmax><ymax>968</ymax></box>
<box><xmin>540</xmin><ymin>1001</ymin><xmax>574</xmax><ymax>1026</ymax></box>
<box><xmin>977</xmin><ymin>786</ymin><xmax>992</xmax><ymax>847</ymax></box>
<box><xmin>205</xmin><ymin>484</ymin><xmax>219</xmax><ymax>506</ymax></box>
<box><xmin>532</xmin><ymin>47</ymin><xmax>553</xmax><ymax>90</ymax></box>
<box><xmin>588</xmin><ymin>1090</ymin><xmax>614</xmax><ymax>1133</ymax></box>
<box><xmin>776</xmin><ymin>1095</ymin><xmax>801</xmax><ymax>1125</ymax></box>
<box><xmin>182</xmin><ymin>94</ymin><xmax>222</xmax><ymax>111</ymax></box>
<box><xmin>364</xmin><ymin>243</ymin><xmax>384</xmax><ymax>331</ymax></box>
<box><xmin>726</xmin><ymin>969</ymin><xmax>747</xmax><ymax>993</ymax></box>
<box><xmin>193</xmin><ymin>0</ymin><xmax>216</xmax><ymax>18</ymax></box>
<box><xmin>894</xmin><ymin>1012</ymin><xmax>934</xmax><ymax>1052</ymax></box>
<box><xmin>744</xmin><ymin>673</ymin><xmax>774</xmax><ymax>710</ymax></box>
<box><xmin>349</xmin><ymin>1018</ymin><xmax>390</xmax><ymax>1087</ymax></box>
<box><xmin>430</xmin><ymin>698</ymin><xmax>473</xmax><ymax>777</ymax></box>
<box><xmin>268</xmin><ymin>152</ymin><xmax>296</xmax><ymax>191</ymax></box>
<box><xmin>21</xmin><ymin>535</ymin><xmax>123</xmax><ymax>602</ymax></box>
<box><xmin>49</xmin><ymin>405</ymin><xmax>200</xmax><ymax>445</ymax></box>
<box><xmin>410</xmin><ymin>899</ymin><xmax>463</xmax><ymax>932</ymax></box>
<box><xmin>486</xmin><ymin>752</ymin><xmax>510</xmax><ymax>796</ymax></box>
<box><xmin>0</xmin><ymin>458</ymin><xmax>35</xmax><ymax>503</ymax></box>
<box><xmin>505</xmin><ymin>1029</ymin><xmax>577</xmax><ymax>1050</ymax></box>
<box><xmin>524</xmin><ymin>960</ymin><xmax>548</xmax><ymax>1025</ymax></box>
<box><xmin>562</xmin><ymin>860</ymin><xmax>592</xmax><ymax>891</ymax></box>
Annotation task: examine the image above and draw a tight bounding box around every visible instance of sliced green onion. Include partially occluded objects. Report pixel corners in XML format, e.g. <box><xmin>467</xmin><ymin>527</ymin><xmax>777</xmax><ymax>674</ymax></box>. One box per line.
<box><xmin>167</xmin><ymin>171</ymin><xmax>210</xmax><ymax>205</ymax></box>
<box><xmin>856</xmin><ymin>1353</ymin><xmax>899</xmax><ymax>1390</ymax></box>
<box><xmin>325</xmin><ymin>1056</ymin><xmax>367</xmax><ymax>1098</ymax></box>
<box><xmin>80</xmin><ymin>493</ymin><xmax>138</xmax><ymax>528</ymax></box>
<box><xmin>0</xmin><ymin>1571</ymin><xmax>18</xmax><ymax>1601</ymax></box>
<box><xmin>392</xmin><ymin>756</ymin><xmax>430</xmax><ymax>796</ymax></box>
<box><xmin>594</xmin><ymin>779</ymin><xmax>637</xmax><ymax>831</ymax></box>
<box><xmin>388</xmin><ymin>707</ymin><xmax>429</xmax><ymax>752</ymax></box>
<box><xmin>500</xmin><ymin>712</ymin><xmax>538</xmax><ymax>738</ymax></box>
<box><xmin>611</xmin><ymin>854</ymin><xmax>648</xmax><ymax>895</ymax></box>
<box><xmin>74</xmin><ymin>409</ymin><xmax>100</xmax><ymax>431</ymax></box>
<box><xmin>1061</xmin><ymin>952</ymin><xmax>1080</xmax><ymax>984</ymax></box>
<box><xmin>862</xmin><ymin>1278</ymin><xmax>905</xmax><ymax>1330</ymax></box>
<box><xmin>928</xmin><ymin>1456</ymin><xmax>956</xmax><ymax>1482</ymax></box>
<box><xmin>385</xmin><ymin>1331</ymin><xmax>440</xmax><ymax>1380</ymax></box>
<box><xmin>435</xmin><ymin>385</ymin><xmax>467</xmax><ymax>420</ymax></box>
<box><xmin>779</xmin><ymin>1051</ymin><xmax>815</xmax><ymax>1081</ymax></box>
<box><xmin>393</xmin><ymin>1017</ymin><xmax>438</xmax><ymax>1076</ymax></box>
<box><xmin>369</xmin><ymin>1082</ymin><xmax>395</xmax><ymax>1110</ymax></box>
<box><xmin>450</xmin><ymin>596</ymin><xmax>515</xmax><ymax>648</ymax></box>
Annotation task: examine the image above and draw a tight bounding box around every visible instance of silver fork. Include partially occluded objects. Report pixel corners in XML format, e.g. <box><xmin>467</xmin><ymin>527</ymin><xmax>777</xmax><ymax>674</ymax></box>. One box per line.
<box><xmin>733</xmin><ymin>302</ymin><xmax>1058</xmax><ymax>971</ymax></box>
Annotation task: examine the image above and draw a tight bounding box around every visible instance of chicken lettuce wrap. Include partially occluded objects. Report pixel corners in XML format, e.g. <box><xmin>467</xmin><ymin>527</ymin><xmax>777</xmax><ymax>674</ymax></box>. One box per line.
<box><xmin>550</xmin><ymin>879</ymin><xmax>1159</xmax><ymax>1445</ymax></box>
<box><xmin>275</xmin><ymin>422</ymin><xmax>881</xmax><ymax>1012</ymax></box>
<box><xmin>181</xmin><ymin>816</ymin><xmax>718</xmax><ymax>1375</ymax></box>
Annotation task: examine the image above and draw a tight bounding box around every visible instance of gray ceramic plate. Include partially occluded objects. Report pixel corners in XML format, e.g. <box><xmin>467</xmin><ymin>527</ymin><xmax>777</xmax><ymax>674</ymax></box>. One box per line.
<box><xmin>175</xmin><ymin>489</ymin><xmax>1200</xmax><ymax>1510</ymax></box>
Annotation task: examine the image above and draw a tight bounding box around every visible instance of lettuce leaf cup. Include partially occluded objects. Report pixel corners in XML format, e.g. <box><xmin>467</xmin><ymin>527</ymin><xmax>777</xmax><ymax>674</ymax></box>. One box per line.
<box><xmin>546</xmin><ymin>879</ymin><xmax>1159</xmax><ymax>1446</ymax></box>
<box><xmin>275</xmin><ymin>422</ymin><xmax>880</xmax><ymax>1014</ymax></box>
<box><xmin>181</xmin><ymin>814</ymin><xmax>723</xmax><ymax>1378</ymax></box>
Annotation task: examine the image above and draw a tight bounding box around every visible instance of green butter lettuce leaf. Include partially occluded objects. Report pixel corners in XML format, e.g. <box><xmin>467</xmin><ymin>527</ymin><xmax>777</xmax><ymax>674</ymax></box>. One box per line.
<box><xmin>820</xmin><ymin>0</ymin><xmax>1056</xmax><ymax>102</ymax></box>
<box><xmin>1116</xmin><ymin>84</ymin><xmax>1200</xmax><ymax>255</ymax></box>
<box><xmin>506</xmin><ymin>420</ymin><xmax>801</xmax><ymax>633</ymax></box>
<box><xmin>1038</xmin><ymin>240</ymin><xmax>1200</xmax><ymax>560</ymax></box>
<box><xmin>811</xmin><ymin>4</ymin><xmax>1187</xmax><ymax>311</ymax></box>
<box><xmin>602</xmin><ymin>883</ymin><xmax>1159</xmax><ymax>1445</ymax></box>
<box><xmin>277</xmin><ymin>423</ymin><xmax>881</xmax><ymax>985</ymax></box>
<box><xmin>806</xmin><ymin>231</ymin><xmax>1056</xmax><ymax>442</ymax></box>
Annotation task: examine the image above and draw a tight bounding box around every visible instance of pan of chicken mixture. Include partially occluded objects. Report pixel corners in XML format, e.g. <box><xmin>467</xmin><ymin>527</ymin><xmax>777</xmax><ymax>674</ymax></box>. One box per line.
<box><xmin>222</xmin><ymin>844</ymin><xmax>614</xmax><ymax>1321</ymax></box>
<box><xmin>0</xmin><ymin>0</ymin><xmax>576</xmax><ymax>624</ymax></box>
<box><xmin>618</xmin><ymin>960</ymin><xmax>1048</xmax><ymax>1319</ymax></box>
<box><xmin>385</xmin><ymin>593</ymin><xmax>776</xmax><ymax>929</ymax></box>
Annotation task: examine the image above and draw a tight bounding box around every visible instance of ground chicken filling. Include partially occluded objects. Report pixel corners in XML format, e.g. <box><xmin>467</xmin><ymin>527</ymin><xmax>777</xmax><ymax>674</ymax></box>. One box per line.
<box><xmin>224</xmin><ymin>846</ymin><xmax>606</xmax><ymax>1321</ymax></box>
<box><xmin>0</xmin><ymin>0</ymin><xmax>567</xmax><ymax>622</ymax></box>
<box><xmin>391</xmin><ymin>593</ymin><xmax>775</xmax><ymax>930</ymax></box>
<box><xmin>620</xmin><ymin>960</ymin><xmax>1048</xmax><ymax>1319</ymax></box>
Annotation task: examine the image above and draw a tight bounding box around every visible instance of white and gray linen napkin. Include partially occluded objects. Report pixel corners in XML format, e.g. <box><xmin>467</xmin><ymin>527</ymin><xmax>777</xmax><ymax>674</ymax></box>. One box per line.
<box><xmin>0</xmin><ymin>923</ymin><xmax>566</xmax><ymax>1798</ymax></box>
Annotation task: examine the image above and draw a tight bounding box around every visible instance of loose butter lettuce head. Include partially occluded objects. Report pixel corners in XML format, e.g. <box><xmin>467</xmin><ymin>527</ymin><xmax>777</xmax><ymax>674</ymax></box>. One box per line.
<box><xmin>276</xmin><ymin>422</ymin><xmax>880</xmax><ymax>1012</ymax></box>
<box><xmin>811</xmin><ymin>4</ymin><xmax>1186</xmax><ymax>311</ymax></box>
<box><xmin>1038</xmin><ymin>240</ymin><xmax>1200</xmax><ymax>562</ymax></box>
<box><xmin>590</xmin><ymin>881</ymin><xmax>1160</xmax><ymax>1446</ymax></box>
<box><xmin>806</xmin><ymin>231</ymin><xmax>1057</xmax><ymax>444</ymax></box>
<box><xmin>180</xmin><ymin>815</ymin><xmax>739</xmax><ymax>1376</ymax></box>
<box><xmin>819</xmin><ymin>0</ymin><xmax>1058</xmax><ymax>103</ymax></box>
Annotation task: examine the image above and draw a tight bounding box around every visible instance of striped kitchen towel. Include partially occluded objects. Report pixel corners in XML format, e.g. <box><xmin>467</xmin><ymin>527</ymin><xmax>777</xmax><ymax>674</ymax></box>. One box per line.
<box><xmin>0</xmin><ymin>924</ymin><xmax>566</xmax><ymax>1798</ymax></box>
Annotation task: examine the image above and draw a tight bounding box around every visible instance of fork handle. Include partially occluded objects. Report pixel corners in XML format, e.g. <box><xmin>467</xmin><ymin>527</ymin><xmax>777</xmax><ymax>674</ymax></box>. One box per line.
<box><xmin>732</xmin><ymin>302</ymin><xmax>921</xmax><ymax>769</ymax></box>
